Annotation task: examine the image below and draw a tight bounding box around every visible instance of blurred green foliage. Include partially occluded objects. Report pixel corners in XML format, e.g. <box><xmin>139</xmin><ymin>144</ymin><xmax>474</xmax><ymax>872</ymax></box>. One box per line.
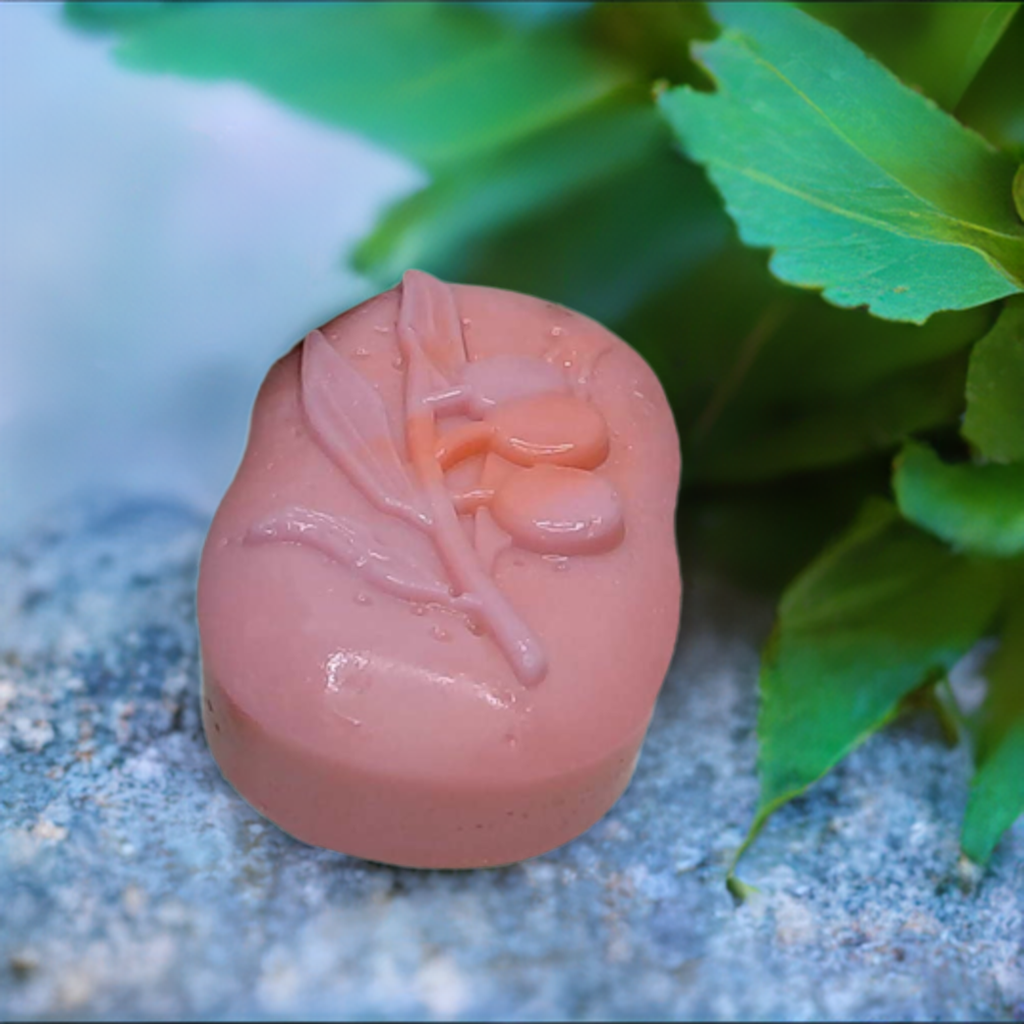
<box><xmin>963</xmin><ymin>297</ymin><xmax>1024</xmax><ymax>462</ymax></box>
<box><xmin>803</xmin><ymin>2</ymin><xmax>1020</xmax><ymax>112</ymax></box>
<box><xmin>66</xmin><ymin>1</ymin><xmax>1024</xmax><ymax>872</ymax></box>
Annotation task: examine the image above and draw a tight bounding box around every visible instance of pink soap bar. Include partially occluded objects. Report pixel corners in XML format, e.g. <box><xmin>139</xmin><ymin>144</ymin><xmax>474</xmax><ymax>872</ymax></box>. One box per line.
<box><xmin>197</xmin><ymin>271</ymin><xmax>681</xmax><ymax>868</ymax></box>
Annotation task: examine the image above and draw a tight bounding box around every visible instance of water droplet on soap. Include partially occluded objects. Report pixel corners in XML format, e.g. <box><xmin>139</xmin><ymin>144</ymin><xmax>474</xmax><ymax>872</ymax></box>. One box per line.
<box><xmin>392</xmin><ymin>356</ymin><xmax>405</xmax><ymax>370</ymax></box>
<box><xmin>504</xmin><ymin>732</ymin><xmax>518</xmax><ymax>749</ymax></box>
<box><xmin>324</xmin><ymin>650</ymin><xmax>372</xmax><ymax>695</ymax></box>
<box><xmin>373</xmin><ymin>325</ymin><xmax>390</xmax><ymax>333</ymax></box>
<box><xmin>467</xmin><ymin>619</ymin><xmax>485</xmax><ymax>637</ymax></box>
<box><xmin>430</xmin><ymin>625</ymin><xmax>451</xmax><ymax>643</ymax></box>
<box><xmin>543</xmin><ymin>555</ymin><xmax>570</xmax><ymax>572</ymax></box>
<box><xmin>461</xmin><ymin>317</ymin><xmax>472</xmax><ymax>328</ymax></box>
<box><xmin>354</xmin><ymin>347</ymin><xmax>370</xmax><ymax>358</ymax></box>
<box><xmin>411</xmin><ymin>604</ymin><xmax>427</xmax><ymax>617</ymax></box>
<box><xmin>354</xmin><ymin>592</ymin><xmax>372</xmax><ymax>606</ymax></box>
<box><xmin>550</xmin><ymin>326</ymin><xmax>563</xmax><ymax>337</ymax></box>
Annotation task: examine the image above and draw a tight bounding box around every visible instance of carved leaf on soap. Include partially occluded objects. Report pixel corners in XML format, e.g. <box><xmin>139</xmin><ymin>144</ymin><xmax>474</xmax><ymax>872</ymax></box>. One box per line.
<box><xmin>248</xmin><ymin>505</ymin><xmax>473</xmax><ymax>612</ymax></box>
<box><xmin>301</xmin><ymin>330</ymin><xmax>430</xmax><ymax>527</ymax></box>
<box><xmin>399</xmin><ymin>268</ymin><xmax>467</xmax><ymax>376</ymax></box>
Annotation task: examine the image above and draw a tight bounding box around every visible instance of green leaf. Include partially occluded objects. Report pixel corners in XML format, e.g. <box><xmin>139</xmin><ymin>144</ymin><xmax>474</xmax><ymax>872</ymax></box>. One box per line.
<box><xmin>894</xmin><ymin>441</ymin><xmax>1024</xmax><ymax>557</ymax></box>
<box><xmin>658</xmin><ymin>2</ymin><xmax>1024</xmax><ymax>323</ymax></box>
<box><xmin>754</xmin><ymin>500</ymin><xmax>1005</xmax><ymax>832</ymax></box>
<box><xmin>353</xmin><ymin>98</ymin><xmax>667</xmax><ymax>286</ymax></box>
<box><xmin>802</xmin><ymin>3</ymin><xmax>1020</xmax><ymax>111</ymax></box>
<box><xmin>688</xmin><ymin>351</ymin><xmax>970</xmax><ymax>483</ymax></box>
<box><xmin>963</xmin><ymin>297</ymin><xmax>1024</xmax><ymax>463</ymax></box>
<box><xmin>956</xmin><ymin>8</ymin><xmax>1024</xmax><ymax>160</ymax></box>
<box><xmin>946</xmin><ymin>3</ymin><xmax>1019</xmax><ymax>106</ymax></box>
<box><xmin>618</xmin><ymin>239</ymin><xmax>990</xmax><ymax>438</ymax></box>
<box><xmin>471</xmin><ymin>2</ymin><xmax>591</xmax><ymax>28</ymax></box>
<box><xmin>962</xmin><ymin>594</ymin><xmax>1024</xmax><ymax>864</ymax></box>
<box><xmin>468</xmin><ymin>148</ymin><xmax>729</xmax><ymax>329</ymax></box>
<box><xmin>63</xmin><ymin>1</ymin><xmax>630</xmax><ymax>173</ymax></box>
<box><xmin>614</xmin><ymin>236</ymin><xmax>988</xmax><ymax>484</ymax></box>
<box><xmin>351</xmin><ymin>3</ymin><xmax>729</xmax><ymax>323</ymax></box>
<box><xmin>359</xmin><ymin>127</ymin><xmax>729</xmax><ymax>329</ymax></box>
<box><xmin>954</xmin><ymin>4</ymin><xmax>1023</xmax><ymax>109</ymax></box>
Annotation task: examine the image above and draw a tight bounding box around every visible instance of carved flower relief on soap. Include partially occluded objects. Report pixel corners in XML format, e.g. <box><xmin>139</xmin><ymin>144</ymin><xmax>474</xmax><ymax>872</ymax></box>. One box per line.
<box><xmin>246</xmin><ymin>271</ymin><xmax>624</xmax><ymax>687</ymax></box>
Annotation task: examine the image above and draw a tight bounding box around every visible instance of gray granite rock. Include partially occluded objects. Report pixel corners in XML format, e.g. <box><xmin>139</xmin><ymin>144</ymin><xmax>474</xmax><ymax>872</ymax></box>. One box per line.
<box><xmin>1</xmin><ymin>496</ymin><xmax>1021</xmax><ymax>1022</ymax></box>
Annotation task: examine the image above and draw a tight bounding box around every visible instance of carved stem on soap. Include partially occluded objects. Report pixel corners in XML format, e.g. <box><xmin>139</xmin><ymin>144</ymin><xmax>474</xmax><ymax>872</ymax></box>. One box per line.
<box><xmin>398</xmin><ymin>271</ymin><xmax>548</xmax><ymax>687</ymax></box>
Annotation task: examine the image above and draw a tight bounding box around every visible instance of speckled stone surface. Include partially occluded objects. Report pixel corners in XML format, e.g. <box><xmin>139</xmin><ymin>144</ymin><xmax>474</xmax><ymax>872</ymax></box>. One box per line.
<box><xmin>1</xmin><ymin>496</ymin><xmax>1021</xmax><ymax>1022</ymax></box>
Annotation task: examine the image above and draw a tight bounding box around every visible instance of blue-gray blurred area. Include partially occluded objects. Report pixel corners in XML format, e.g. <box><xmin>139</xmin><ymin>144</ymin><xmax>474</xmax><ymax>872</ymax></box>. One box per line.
<box><xmin>0</xmin><ymin>4</ymin><xmax>421</xmax><ymax>535</ymax></box>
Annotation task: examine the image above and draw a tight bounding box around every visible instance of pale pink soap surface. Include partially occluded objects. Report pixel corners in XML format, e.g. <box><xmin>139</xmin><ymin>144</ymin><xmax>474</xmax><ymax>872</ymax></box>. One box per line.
<box><xmin>197</xmin><ymin>272</ymin><xmax>681</xmax><ymax>868</ymax></box>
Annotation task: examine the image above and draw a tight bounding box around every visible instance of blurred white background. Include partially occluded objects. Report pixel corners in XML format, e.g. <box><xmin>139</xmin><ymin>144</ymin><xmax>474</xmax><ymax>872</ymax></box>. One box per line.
<box><xmin>0</xmin><ymin>3</ymin><xmax>422</xmax><ymax>534</ymax></box>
